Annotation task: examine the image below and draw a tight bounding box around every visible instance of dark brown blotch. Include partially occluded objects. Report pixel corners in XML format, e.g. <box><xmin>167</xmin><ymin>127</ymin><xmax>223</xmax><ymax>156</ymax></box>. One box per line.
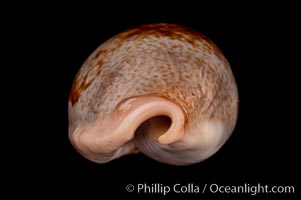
<box><xmin>69</xmin><ymin>60</ymin><xmax>104</xmax><ymax>106</ymax></box>
<box><xmin>119</xmin><ymin>23</ymin><xmax>208</xmax><ymax>47</ymax></box>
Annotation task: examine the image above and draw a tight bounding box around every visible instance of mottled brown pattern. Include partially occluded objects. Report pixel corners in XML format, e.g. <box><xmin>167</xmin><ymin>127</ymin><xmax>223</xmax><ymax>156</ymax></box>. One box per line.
<box><xmin>68</xmin><ymin>23</ymin><xmax>239</xmax><ymax>165</ymax></box>
<box><xmin>69</xmin><ymin>60</ymin><xmax>104</xmax><ymax>106</ymax></box>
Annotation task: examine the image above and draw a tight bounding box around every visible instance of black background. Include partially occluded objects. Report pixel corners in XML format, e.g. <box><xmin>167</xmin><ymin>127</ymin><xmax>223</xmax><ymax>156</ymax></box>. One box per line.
<box><xmin>7</xmin><ymin>4</ymin><xmax>299</xmax><ymax>199</ymax></box>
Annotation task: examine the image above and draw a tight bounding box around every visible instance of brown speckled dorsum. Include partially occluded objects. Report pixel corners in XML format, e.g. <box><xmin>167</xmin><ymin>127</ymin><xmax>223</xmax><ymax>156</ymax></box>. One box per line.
<box><xmin>68</xmin><ymin>23</ymin><xmax>238</xmax><ymax>165</ymax></box>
